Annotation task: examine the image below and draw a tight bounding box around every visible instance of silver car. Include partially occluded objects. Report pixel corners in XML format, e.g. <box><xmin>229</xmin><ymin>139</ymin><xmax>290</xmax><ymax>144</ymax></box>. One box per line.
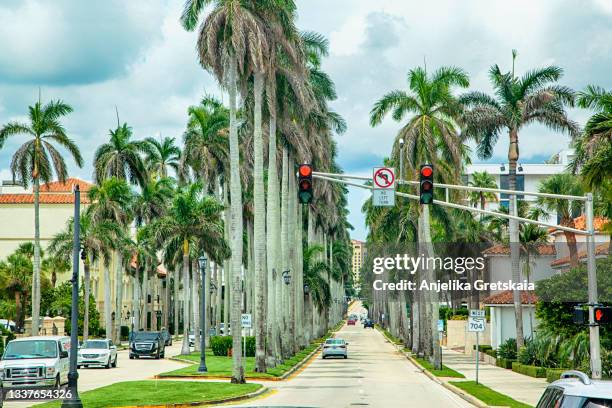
<box><xmin>322</xmin><ymin>338</ymin><xmax>348</xmax><ymax>359</ymax></box>
<box><xmin>77</xmin><ymin>339</ymin><xmax>117</xmax><ymax>369</ymax></box>
<box><xmin>536</xmin><ymin>371</ymin><xmax>612</xmax><ymax>407</ymax></box>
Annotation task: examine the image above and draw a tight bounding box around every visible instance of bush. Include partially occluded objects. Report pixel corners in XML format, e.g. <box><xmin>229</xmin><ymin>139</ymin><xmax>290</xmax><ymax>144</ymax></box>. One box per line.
<box><xmin>0</xmin><ymin>326</ymin><xmax>16</xmax><ymax>355</ymax></box>
<box><xmin>497</xmin><ymin>338</ymin><xmax>517</xmax><ymax>360</ymax></box>
<box><xmin>546</xmin><ymin>368</ymin><xmax>569</xmax><ymax>383</ymax></box>
<box><xmin>485</xmin><ymin>349</ymin><xmax>497</xmax><ymax>358</ymax></box>
<box><xmin>244</xmin><ymin>336</ymin><xmax>255</xmax><ymax>357</ymax></box>
<box><xmin>210</xmin><ymin>336</ymin><xmax>233</xmax><ymax>356</ymax></box>
<box><xmin>121</xmin><ymin>326</ymin><xmax>130</xmax><ymax>341</ymax></box>
<box><xmin>512</xmin><ymin>362</ymin><xmax>546</xmax><ymax>378</ymax></box>
<box><xmin>496</xmin><ymin>358</ymin><xmax>515</xmax><ymax>369</ymax></box>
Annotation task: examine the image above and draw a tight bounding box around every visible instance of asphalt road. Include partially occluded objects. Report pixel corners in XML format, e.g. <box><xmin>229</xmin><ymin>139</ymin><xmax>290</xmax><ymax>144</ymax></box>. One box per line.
<box><xmin>228</xmin><ymin>303</ymin><xmax>474</xmax><ymax>408</ymax></box>
<box><xmin>5</xmin><ymin>341</ymin><xmax>186</xmax><ymax>407</ymax></box>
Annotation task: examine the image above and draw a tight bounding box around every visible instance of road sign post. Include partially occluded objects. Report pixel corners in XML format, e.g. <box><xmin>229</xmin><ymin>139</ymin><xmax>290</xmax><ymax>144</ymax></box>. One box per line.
<box><xmin>373</xmin><ymin>167</ymin><xmax>396</xmax><ymax>207</ymax></box>
<box><xmin>241</xmin><ymin>314</ymin><xmax>251</xmax><ymax>361</ymax></box>
<box><xmin>468</xmin><ymin>310</ymin><xmax>486</xmax><ymax>384</ymax></box>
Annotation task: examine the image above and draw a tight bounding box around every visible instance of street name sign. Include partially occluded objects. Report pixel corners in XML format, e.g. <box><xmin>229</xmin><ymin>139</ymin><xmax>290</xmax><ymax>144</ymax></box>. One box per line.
<box><xmin>241</xmin><ymin>313</ymin><xmax>252</xmax><ymax>328</ymax></box>
<box><xmin>468</xmin><ymin>317</ymin><xmax>486</xmax><ymax>332</ymax></box>
<box><xmin>372</xmin><ymin>167</ymin><xmax>396</xmax><ymax>207</ymax></box>
<box><xmin>469</xmin><ymin>309</ymin><xmax>485</xmax><ymax>318</ymax></box>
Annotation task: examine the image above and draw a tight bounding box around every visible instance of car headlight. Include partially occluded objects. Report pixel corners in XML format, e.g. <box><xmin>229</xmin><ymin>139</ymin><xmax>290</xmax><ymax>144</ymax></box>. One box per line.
<box><xmin>46</xmin><ymin>367</ymin><xmax>56</xmax><ymax>377</ymax></box>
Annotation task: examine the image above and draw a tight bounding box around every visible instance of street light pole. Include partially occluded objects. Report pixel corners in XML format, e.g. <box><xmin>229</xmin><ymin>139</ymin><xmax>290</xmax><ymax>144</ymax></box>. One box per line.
<box><xmin>62</xmin><ymin>185</ymin><xmax>82</xmax><ymax>407</ymax></box>
<box><xmin>399</xmin><ymin>138</ymin><xmax>405</xmax><ymax>182</ymax></box>
<box><xmin>198</xmin><ymin>255</ymin><xmax>208</xmax><ymax>373</ymax></box>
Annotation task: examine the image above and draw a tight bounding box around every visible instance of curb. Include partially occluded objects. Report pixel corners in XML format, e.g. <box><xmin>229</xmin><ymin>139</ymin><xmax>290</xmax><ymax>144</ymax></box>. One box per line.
<box><xmin>117</xmin><ymin>385</ymin><xmax>270</xmax><ymax>408</ymax></box>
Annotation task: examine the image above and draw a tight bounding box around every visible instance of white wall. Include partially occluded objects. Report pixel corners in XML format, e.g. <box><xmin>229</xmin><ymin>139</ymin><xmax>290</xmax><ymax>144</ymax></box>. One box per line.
<box><xmin>490</xmin><ymin>305</ymin><xmax>538</xmax><ymax>349</ymax></box>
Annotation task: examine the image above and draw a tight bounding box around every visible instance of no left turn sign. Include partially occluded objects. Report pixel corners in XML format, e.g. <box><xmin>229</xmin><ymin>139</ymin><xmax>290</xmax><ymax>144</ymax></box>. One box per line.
<box><xmin>373</xmin><ymin>167</ymin><xmax>395</xmax><ymax>189</ymax></box>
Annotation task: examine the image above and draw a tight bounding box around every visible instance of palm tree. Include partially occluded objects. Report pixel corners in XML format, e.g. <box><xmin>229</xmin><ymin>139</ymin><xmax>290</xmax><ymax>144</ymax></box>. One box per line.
<box><xmin>149</xmin><ymin>183</ymin><xmax>228</xmax><ymax>355</ymax></box>
<box><xmin>468</xmin><ymin>171</ymin><xmax>498</xmax><ymax>210</ymax></box>
<box><xmin>532</xmin><ymin>173</ymin><xmax>583</xmax><ymax>268</ymax></box>
<box><xmin>93</xmin><ymin>123</ymin><xmax>147</xmax><ymax>187</ymax></box>
<box><xmin>572</xmin><ymin>85</ymin><xmax>612</xmax><ymax>190</ymax></box>
<box><xmin>41</xmin><ymin>256</ymin><xmax>70</xmax><ymax>289</ymax></box>
<box><xmin>49</xmin><ymin>212</ymin><xmax>121</xmax><ymax>341</ymax></box>
<box><xmin>0</xmin><ymin>253</ymin><xmax>33</xmax><ymax>330</ymax></box>
<box><xmin>142</xmin><ymin>136</ymin><xmax>181</xmax><ymax>178</ymax></box>
<box><xmin>461</xmin><ymin>51</ymin><xmax>578</xmax><ymax>348</ymax></box>
<box><xmin>371</xmin><ymin>65</ymin><xmax>469</xmax><ymax>368</ymax></box>
<box><xmin>0</xmin><ymin>98</ymin><xmax>83</xmax><ymax>336</ymax></box>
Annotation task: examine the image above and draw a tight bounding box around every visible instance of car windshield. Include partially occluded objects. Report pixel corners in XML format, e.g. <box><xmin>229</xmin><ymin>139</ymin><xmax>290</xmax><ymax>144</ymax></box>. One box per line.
<box><xmin>2</xmin><ymin>340</ymin><xmax>58</xmax><ymax>360</ymax></box>
<box><xmin>325</xmin><ymin>339</ymin><xmax>345</xmax><ymax>345</ymax></box>
<box><xmin>132</xmin><ymin>332</ymin><xmax>160</xmax><ymax>341</ymax></box>
<box><xmin>82</xmin><ymin>340</ymin><xmax>108</xmax><ymax>349</ymax></box>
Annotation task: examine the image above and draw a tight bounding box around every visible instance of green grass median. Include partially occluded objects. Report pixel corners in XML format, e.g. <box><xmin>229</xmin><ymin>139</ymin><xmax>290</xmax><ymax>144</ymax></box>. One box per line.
<box><xmin>38</xmin><ymin>381</ymin><xmax>262</xmax><ymax>408</ymax></box>
<box><xmin>449</xmin><ymin>380</ymin><xmax>534</xmax><ymax>408</ymax></box>
<box><xmin>415</xmin><ymin>357</ymin><xmax>465</xmax><ymax>378</ymax></box>
<box><xmin>160</xmin><ymin>344</ymin><xmax>319</xmax><ymax>378</ymax></box>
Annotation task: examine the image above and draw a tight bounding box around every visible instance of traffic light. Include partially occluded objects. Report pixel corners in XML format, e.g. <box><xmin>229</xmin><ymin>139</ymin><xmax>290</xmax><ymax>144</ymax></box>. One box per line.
<box><xmin>594</xmin><ymin>306</ymin><xmax>612</xmax><ymax>325</ymax></box>
<box><xmin>573</xmin><ymin>307</ymin><xmax>587</xmax><ymax>325</ymax></box>
<box><xmin>298</xmin><ymin>164</ymin><xmax>313</xmax><ymax>204</ymax></box>
<box><xmin>419</xmin><ymin>164</ymin><xmax>434</xmax><ymax>204</ymax></box>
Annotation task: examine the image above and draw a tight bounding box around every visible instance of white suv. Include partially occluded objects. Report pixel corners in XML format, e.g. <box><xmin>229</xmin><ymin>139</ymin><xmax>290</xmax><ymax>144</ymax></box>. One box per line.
<box><xmin>536</xmin><ymin>371</ymin><xmax>612</xmax><ymax>407</ymax></box>
<box><xmin>0</xmin><ymin>336</ymin><xmax>71</xmax><ymax>388</ymax></box>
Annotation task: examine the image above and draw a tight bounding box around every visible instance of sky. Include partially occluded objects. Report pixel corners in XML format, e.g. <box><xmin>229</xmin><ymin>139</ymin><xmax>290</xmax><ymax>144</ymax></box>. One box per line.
<box><xmin>1</xmin><ymin>0</ymin><xmax>611</xmax><ymax>240</ymax></box>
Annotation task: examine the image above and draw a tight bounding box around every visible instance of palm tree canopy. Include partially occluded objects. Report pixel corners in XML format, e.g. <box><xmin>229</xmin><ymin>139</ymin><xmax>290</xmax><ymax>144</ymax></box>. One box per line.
<box><xmin>468</xmin><ymin>171</ymin><xmax>499</xmax><ymax>206</ymax></box>
<box><xmin>87</xmin><ymin>177</ymin><xmax>134</xmax><ymax>227</ymax></box>
<box><xmin>0</xmin><ymin>99</ymin><xmax>83</xmax><ymax>187</ymax></box>
<box><xmin>93</xmin><ymin>123</ymin><xmax>148</xmax><ymax>186</ymax></box>
<box><xmin>142</xmin><ymin>136</ymin><xmax>181</xmax><ymax>178</ymax></box>
<box><xmin>535</xmin><ymin>173</ymin><xmax>584</xmax><ymax>221</ymax></box>
<box><xmin>134</xmin><ymin>177</ymin><xmax>175</xmax><ymax>227</ymax></box>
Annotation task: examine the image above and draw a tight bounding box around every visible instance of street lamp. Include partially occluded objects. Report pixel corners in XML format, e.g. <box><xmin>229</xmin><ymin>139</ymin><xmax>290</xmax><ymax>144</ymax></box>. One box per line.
<box><xmin>62</xmin><ymin>185</ymin><xmax>82</xmax><ymax>407</ymax></box>
<box><xmin>303</xmin><ymin>284</ymin><xmax>309</xmax><ymax>294</ymax></box>
<box><xmin>399</xmin><ymin>138</ymin><xmax>405</xmax><ymax>182</ymax></box>
<box><xmin>197</xmin><ymin>255</ymin><xmax>208</xmax><ymax>373</ymax></box>
<box><xmin>282</xmin><ymin>270</ymin><xmax>291</xmax><ymax>286</ymax></box>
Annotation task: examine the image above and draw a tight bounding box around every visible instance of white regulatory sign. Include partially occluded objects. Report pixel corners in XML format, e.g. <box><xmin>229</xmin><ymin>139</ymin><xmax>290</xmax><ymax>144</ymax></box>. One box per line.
<box><xmin>241</xmin><ymin>313</ymin><xmax>252</xmax><ymax>329</ymax></box>
<box><xmin>373</xmin><ymin>167</ymin><xmax>396</xmax><ymax>189</ymax></box>
<box><xmin>470</xmin><ymin>309</ymin><xmax>485</xmax><ymax>318</ymax></box>
<box><xmin>468</xmin><ymin>317</ymin><xmax>486</xmax><ymax>332</ymax></box>
<box><xmin>373</xmin><ymin>189</ymin><xmax>395</xmax><ymax>207</ymax></box>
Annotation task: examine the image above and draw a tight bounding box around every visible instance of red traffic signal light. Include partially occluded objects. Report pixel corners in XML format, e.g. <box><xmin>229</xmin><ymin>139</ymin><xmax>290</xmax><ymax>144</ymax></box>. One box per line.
<box><xmin>594</xmin><ymin>306</ymin><xmax>611</xmax><ymax>324</ymax></box>
<box><xmin>298</xmin><ymin>164</ymin><xmax>313</xmax><ymax>204</ymax></box>
<box><xmin>419</xmin><ymin>164</ymin><xmax>434</xmax><ymax>205</ymax></box>
<box><xmin>420</xmin><ymin>165</ymin><xmax>433</xmax><ymax>178</ymax></box>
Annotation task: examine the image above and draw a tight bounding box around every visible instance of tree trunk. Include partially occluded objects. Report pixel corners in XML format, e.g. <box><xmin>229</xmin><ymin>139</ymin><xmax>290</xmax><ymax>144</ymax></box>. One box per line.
<box><xmin>114</xmin><ymin>252</ymin><xmax>123</xmax><ymax>344</ymax></box>
<box><xmin>133</xmin><ymin>272</ymin><xmax>141</xmax><ymax>331</ymax></box>
<box><xmin>508</xmin><ymin>128</ymin><xmax>524</xmax><ymax>350</ymax></box>
<box><xmin>193</xmin><ymin>260</ymin><xmax>201</xmax><ymax>352</ymax></box>
<box><xmin>104</xmin><ymin>263</ymin><xmax>112</xmax><ymax>340</ymax></box>
<box><xmin>173</xmin><ymin>269</ymin><xmax>179</xmax><ymax>336</ymax></box>
<box><xmin>142</xmin><ymin>271</ymin><xmax>149</xmax><ymax>331</ymax></box>
<box><xmin>32</xmin><ymin>176</ymin><xmax>41</xmax><ymax>336</ymax></box>
<box><xmin>180</xmin><ymin>241</ymin><xmax>191</xmax><ymax>355</ymax></box>
<box><xmin>228</xmin><ymin>56</ymin><xmax>244</xmax><ymax>383</ymax></box>
<box><xmin>15</xmin><ymin>291</ymin><xmax>22</xmax><ymax>331</ymax></box>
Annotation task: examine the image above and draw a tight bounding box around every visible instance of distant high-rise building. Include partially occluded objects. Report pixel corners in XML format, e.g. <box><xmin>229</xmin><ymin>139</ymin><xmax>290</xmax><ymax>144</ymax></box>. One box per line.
<box><xmin>351</xmin><ymin>239</ymin><xmax>365</xmax><ymax>288</ymax></box>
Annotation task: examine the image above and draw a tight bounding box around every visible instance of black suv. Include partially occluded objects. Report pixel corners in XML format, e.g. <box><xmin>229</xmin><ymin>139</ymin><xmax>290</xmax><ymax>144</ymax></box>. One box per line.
<box><xmin>363</xmin><ymin>319</ymin><xmax>374</xmax><ymax>328</ymax></box>
<box><xmin>129</xmin><ymin>331</ymin><xmax>166</xmax><ymax>359</ymax></box>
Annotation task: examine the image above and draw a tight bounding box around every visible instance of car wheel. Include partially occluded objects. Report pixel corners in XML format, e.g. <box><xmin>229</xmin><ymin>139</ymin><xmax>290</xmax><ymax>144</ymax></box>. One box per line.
<box><xmin>77</xmin><ymin>365</ymin><xmax>81</xmax><ymax>369</ymax></box>
<box><xmin>129</xmin><ymin>354</ymin><xmax>134</xmax><ymax>360</ymax></box>
<box><xmin>155</xmin><ymin>351</ymin><xmax>160</xmax><ymax>360</ymax></box>
<box><xmin>54</xmin><ymin>375</ymin><xmax>61</xmax><ymax>389</ymax></box>
<box><xmin>112</xmin><ymin>356</ymin><xmax>117</xmax><ymax>368</ymax></box>
<box><xmin>105</xmin><ymin>357</ymin><xmax>111</xmax><ymax>369</ymax></box>
<box><xmin>322</xmin><ymin>355</ymin><xmax>326</xmax><ymax>359</ymax></box>
<box><xmin>344</xmin><ymin>355</ymin><xmax>348</xmax><ymax>359</ymax></box>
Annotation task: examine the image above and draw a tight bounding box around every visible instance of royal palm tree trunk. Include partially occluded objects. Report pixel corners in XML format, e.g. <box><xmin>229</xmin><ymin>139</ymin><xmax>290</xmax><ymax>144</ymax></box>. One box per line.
<box><xmin>181</xmin><ymin>241</ymin><xmax>191</xmax><ymax>355</ymax></box>
<box><xmin>104</xmin><ymin>264</ymin><xmax>112</xmax><ymax>340</ymax></box>
<box><xmin>83</xmin><ymin>259</ymin><xmax>91</xmax><ymax>341</ymax></box>
<box><xmin>228</xmin><ymin>57</ymin><xmax>244</xmax><ymax>383</ymax></box>
<box><xmin>280</xmin><ymin>147</ymin><xmax>290</xmax><ymax>358</ymax></box>
<box><xmin>32</xmin><ymin>176</ymin><xmax>41</xmax><ymax>336</ymax></box>
<box><xmin>193</xmin><ymin>260</ymin><xmax>201</xmax><ymax>352</ymax></box>
<box><xmin>223</xmin><ymin>186</ymin><xmax>230</xmax><ymax>335</ymax></box>
<box><xmin>508</xmin><ymin>128</ymin><xmax>524</xmax><ymax>350</ymax></box>
<box><xmin>164</xmin><ymin>276</ymin><xmax>170</xmax><ymax>330</ymax></box>
<box><xmin>295</xmin><ymin>199</ymin><xmax>305</xmax><ymax>347</ymax></box>
<box><xmin>133</xmin><ymin>272</ymin><xmax>141</xmax><ymax>331</ymax></box>
<box><xmin>421</xmin><ymin>205</ymin><xmax>441</xmax><ymax>369</ymax></box>
<box><xmin>142</xmin><ymin>272</ymin><xmax>149</xmax><ymax>331</ymax></box>
<box><xmin>215</xmin><ymin>263</ymin><xmax>222</xmax><ymax>337</ymax></box>
<box><xmin>173</xmin><ymin>269</ymin><xmax>179</xmax><ymax>336</ymax></box>
<box><xmin>114</xmin><ymin>252</ymin><xmax>123</xmax><ymax>344</ymax></box>
<box><xmin>15</xmin><ymin>292</ymin><xmax>22</xmax><ymax>331</ymax></box>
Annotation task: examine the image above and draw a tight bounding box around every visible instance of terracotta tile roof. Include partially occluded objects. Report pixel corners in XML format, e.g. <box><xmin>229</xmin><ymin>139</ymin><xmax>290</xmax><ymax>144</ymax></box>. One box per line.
<box><xmin>550</xmin><ymin>242</ymin><xmax>610</xmax><ymax>267</ymax></box>
<box><xmin>483</xmin><ymin>244</ymin><xmax>556</xmax><ymax>256</ymax></box>
<box><xmin>482</xmin><ymin>290</ymin><xmax>538</xmax><ymax>305</ymax></box>
<box><xmin>0</xmin><ymin>178</ymin><xmax>92</xmax><ymax>205</ymax></box>
<box><xmin>548</xmin><ymin>215</ymin><xmax>609</xmax><ymax>233</ymax></box>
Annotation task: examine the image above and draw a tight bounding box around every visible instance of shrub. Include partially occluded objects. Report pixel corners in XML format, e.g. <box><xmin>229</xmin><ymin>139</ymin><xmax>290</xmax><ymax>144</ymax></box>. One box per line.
<box><xmin>496</xmin><ymin>358</ymin><xmax>515</xmax><ymax>369</ymax></box>
<box><xmin>546</xmin><ymin>368</ymin><xmax>569</xmax><ymax>383</ymax></box>
<box><xmin>518</xmin><ymin>338</ymin><xmax>537</xmax><ymax>365</ymax></box>
<box><xmin>0</xmin><ymin>326</ymin><xmax>16</xmax><ymax>355</ymax></box>
<box><xmin>120</xmin><ymin>326</ymin><xmax>130</xmax><ymax>341</ymax></box>
<box><xmin>512</xmin><ymin>362</ymin><xmax>546</xmax><ymax>378</ymax></box>
<box><xmin>497</xmin><ymin>338</ymin><xmax>517</xmax><ymax>360</ymax></box>
<box><xmin>485</xmin><ymin>349</ymin><xmax>497</xmax><ymax>358</ymax></box>
<box><xmin>210</xmin><ymin>336</ymin><xmax>233</xmax><ymax>356</ymax></box>
<box><xmin>245</xmin><ymin>336</ymin><xmax>255</xmax><ymax>357</ymax></box>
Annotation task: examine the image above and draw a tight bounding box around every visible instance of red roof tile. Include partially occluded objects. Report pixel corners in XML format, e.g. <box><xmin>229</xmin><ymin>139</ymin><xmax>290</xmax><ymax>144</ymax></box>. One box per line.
<box><xmin>483</xmin><ymin>244</ymin><xmax>556</xmax><ymax>256</ymax></box>
<box><xmin>482</xmin><ymin>290</ymin><xmax>538</xmax><ymax>305</ymax></box>
<box><xmin>0</xmin><ymin>178</ymin><xmax>92</xmax><ymax>204</ymax></box>
<box><xmin>550</xmin><ymin>242</ymin><xmax>610</xmax><ymax>267</ymax></box>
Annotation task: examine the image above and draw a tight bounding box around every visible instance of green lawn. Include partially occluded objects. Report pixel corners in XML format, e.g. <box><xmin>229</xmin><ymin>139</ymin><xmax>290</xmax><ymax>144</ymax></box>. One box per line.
<box><xmin>415</xmin><ymin>357</ymin><xmax>466</xmax><ymax>378</ymax></box>
<box><xmin>449</xmin><ymin>381</ymin><xmax>534</xmax><ymax>408</ymax></box>
<box><xmin>160</xmin><ymin>345</ymin><xmax>318</xmax><ymax>378</ymax></box>
<box><xmin>38</xmin><ymin>381</ymin><xmax>262</xmax><ymax>408</ymax></box>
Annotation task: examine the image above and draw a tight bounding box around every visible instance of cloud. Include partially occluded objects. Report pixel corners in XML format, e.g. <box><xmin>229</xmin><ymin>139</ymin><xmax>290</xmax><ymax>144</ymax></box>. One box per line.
<box><xmin>0</xmin><ymin>0</ymin><xmax>166</xmax><ymax>85</ymax></box>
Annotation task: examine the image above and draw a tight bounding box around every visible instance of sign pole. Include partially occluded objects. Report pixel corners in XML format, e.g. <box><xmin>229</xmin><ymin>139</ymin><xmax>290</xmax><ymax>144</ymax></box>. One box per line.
<box><xmin>475</xmin><ymin>331</ymin><xmax>479</xmax><ymax>384</ymax></box>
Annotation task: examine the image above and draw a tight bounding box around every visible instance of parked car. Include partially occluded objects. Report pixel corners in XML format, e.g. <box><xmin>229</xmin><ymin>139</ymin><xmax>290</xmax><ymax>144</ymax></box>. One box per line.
<box><xmin>0</xmin><ymin>336</ymin><xmax>70</xmax><ymax>388</ymax></box>
<box><xmin>77</xmin><ymin>339</ymin><xmax>117</xmax><ymax>369</ymax></box>
<box><xmin>322</xmin><ymin>338</ymin><xmax>348</xmax><ymax>359</ymax></box>
<box><xmin>363</xmin><ymin>319</ymin><xmax>374</xmax><ymax>328</ymax></box>
<box><xmin>536</xmin><ymin>370</ymin><xmax>612</xmax><ymax>408</ymax></box>
<box><xmin>160</xmin><ymin>329</ymin><xmax>172</xmax><ymax>346</ymax></box>
<box><xmin>129</xmin><ymin>331</ymin><xmax>165</xmax><ymax>359</ymax></box>
<box><xmin>220</xmin><ymin>323</ymin><xmax>231</xmax><ymax>336</ymax></box>
<box><xmin>347</xmin><ymin>318</ymin><xmax>356</xmax><ymax>326</ymax></box>
<box><xmin>0</xmin><ymin>319</ymin><xmax>17</xmax><ymax>333</ymax></box>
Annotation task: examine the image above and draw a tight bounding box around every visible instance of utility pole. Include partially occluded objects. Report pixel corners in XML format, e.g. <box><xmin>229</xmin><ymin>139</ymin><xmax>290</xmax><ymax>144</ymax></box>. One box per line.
<box><xmin>586</xmin><ymin>193</ymin><xmax>601</xmax><ymax>379</ymax></box>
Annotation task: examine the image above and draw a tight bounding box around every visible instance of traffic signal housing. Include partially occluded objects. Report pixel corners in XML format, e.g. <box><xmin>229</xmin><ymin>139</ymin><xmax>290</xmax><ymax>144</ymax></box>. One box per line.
<box><xmin>298</xmin><ymin>164</ymin><xmax>313</xmax><ymax>204</ymax></box>
<box><xmin>594</xmin><ymin>306</ymin><xmax>612</xmax><ymax>325</ymax></box>
<box><xmin>419</xmin><ymin>164</ymin><xmax>434</xmax><ymax>204</ymax></box>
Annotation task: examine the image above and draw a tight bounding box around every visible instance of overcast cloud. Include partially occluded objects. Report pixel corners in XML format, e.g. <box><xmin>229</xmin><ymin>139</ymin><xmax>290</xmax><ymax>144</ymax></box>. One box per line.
<box><xmin>1</xmin><ymin>0</ymin><xmax>611</xmax><ymax>240</ymax></box>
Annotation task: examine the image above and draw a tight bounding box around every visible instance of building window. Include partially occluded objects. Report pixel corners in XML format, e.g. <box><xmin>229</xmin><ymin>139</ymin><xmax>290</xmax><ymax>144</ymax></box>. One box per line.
<box><xmin>500</xmin><ymin>175</ymin><xmax>524</xmax><ymax>200</ymax></box>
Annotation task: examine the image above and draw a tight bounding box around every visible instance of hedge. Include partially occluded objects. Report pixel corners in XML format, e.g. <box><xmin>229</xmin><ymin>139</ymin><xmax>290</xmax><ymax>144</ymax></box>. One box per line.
<box><xmin>512</xmin><ymin>362</ymin><xmax>546</xmax><ymax>378</ymax></box>
<box><xmin>496</xmin><ymin>358</ymin><xmax>515</xmax><ymax>369</ymax></box>
<box><xmin>210</xmin><ymin>336</ymin><xmax>256</xmax><ymax>357</ymax></box>
<box><xmin>546</xmin><ymin>368</ymin><xmax>570</xmax><ymax>383</ymax></box>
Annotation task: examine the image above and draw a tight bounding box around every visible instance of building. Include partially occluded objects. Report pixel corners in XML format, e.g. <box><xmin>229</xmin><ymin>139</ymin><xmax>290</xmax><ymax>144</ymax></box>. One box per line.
<box><xmin>463</xmin><ymin>149</ymin><xmax>576</xmax><ymax>220</ymax></box>
<box><xmin>351</xmin><ymin>239</ymin><xmax>365</xmax><ymax>288</ymax></box>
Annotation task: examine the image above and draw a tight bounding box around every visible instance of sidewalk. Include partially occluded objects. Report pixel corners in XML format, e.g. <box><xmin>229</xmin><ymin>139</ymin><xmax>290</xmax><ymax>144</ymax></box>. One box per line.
<box><xmin>442</xmin><ymin>348</ymin><xmax>547</xmax><ymax>406</ymax></box>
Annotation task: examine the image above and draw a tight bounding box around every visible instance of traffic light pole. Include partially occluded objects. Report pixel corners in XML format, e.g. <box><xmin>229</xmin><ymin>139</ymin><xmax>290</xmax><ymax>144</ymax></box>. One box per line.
<box><xmin>586</xmin><ymin>192</ymin><xmax>601</xmax><ymax>379</ymax></box>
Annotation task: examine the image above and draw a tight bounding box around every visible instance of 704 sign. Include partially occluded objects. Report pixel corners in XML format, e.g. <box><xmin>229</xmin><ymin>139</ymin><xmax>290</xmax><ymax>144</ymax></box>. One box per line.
<box><xmin>468</xmin><ymin>317</ymin><xmax>485</xmax><ymax>332</ymax></box>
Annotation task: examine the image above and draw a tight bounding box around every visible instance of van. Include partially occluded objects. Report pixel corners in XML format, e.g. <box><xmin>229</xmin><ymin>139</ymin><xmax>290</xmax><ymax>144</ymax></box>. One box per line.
<box><xmin>0</xmin><ymin>336</ymin><xmax>71</xmax><ymax>388</ymax></box>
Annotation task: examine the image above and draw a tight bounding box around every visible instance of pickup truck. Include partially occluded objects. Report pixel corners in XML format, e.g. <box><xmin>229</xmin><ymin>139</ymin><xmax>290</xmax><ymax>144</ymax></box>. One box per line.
<box><xmin>0</xmin><ymin>336</ymin><xmax>71</xmax><ymax>388</ymax></box>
